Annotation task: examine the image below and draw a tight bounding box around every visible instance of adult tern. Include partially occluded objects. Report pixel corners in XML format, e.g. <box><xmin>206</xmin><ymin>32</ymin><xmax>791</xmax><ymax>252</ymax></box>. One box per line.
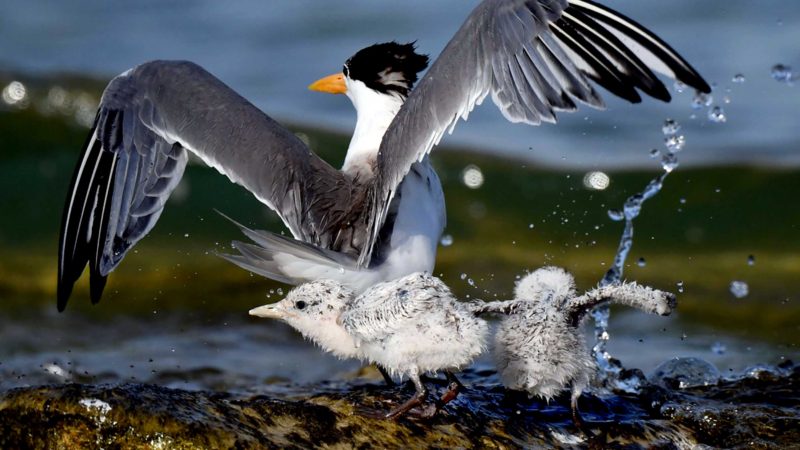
<box><xmin>57</xmin><ymin>0</ymin><xmax>709</xmax><ymax>310</ymax></box>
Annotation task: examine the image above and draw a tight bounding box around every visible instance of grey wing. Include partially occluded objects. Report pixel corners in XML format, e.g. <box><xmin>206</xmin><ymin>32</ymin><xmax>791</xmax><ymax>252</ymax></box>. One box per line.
<box><xmin>57</xmin><ymin>60</ymin><xmax>352</xmax><ymax>310</ymax></box>
<box><xmin>340</xmin><ymin>273</ymin><xmax>447</xmax><ymax>343</ymax></box>
<box><xmin>358</xmin><ymin>0</ymin><xmax>711</xmax><ymax>266</ymax></box>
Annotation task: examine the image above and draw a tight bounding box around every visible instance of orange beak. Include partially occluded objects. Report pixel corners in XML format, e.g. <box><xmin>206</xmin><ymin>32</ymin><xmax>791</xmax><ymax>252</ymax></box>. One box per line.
<box><xmin>308</xmin><ymin>73</ymin><xmax>347</xmax><ymax>94</ymax></box>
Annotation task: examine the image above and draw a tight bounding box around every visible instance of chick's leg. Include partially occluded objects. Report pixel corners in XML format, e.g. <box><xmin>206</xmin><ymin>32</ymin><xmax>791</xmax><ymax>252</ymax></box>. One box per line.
<box><xmin>385</xmin><ymin>367</ymin><xmax>428</xmax><ymax>420</ymax></box>
<box><xmin>377</xmin><ymin>365</ymin><xmax>396</xmax><ymax>386</ymax></box>
<box><xmin>438</xmin><ymin>370</ymin><xmax>465</xmax><ymax>406</ymax></box>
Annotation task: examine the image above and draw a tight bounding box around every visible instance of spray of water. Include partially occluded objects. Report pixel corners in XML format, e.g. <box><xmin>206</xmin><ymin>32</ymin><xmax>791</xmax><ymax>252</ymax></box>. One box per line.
<box><xmin>591</xmin><ymin>119</ymin><xmax>683</xmax><ymax>383</ymax></box>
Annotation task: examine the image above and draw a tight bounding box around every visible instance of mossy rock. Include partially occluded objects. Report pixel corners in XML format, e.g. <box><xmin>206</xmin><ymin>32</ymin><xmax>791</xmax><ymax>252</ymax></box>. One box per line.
<box><xmin>1</xmin><ymin>364</ymin><xmax>798</xmax><ymax>449</ymax></box>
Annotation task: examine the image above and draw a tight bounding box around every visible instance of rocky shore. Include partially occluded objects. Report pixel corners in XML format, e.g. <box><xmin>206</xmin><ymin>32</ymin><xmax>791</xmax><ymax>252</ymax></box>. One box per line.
<box><xmin>1</xmin><ymin>361</ymin><xmax>797</xmax><ymax>449</ymax></box>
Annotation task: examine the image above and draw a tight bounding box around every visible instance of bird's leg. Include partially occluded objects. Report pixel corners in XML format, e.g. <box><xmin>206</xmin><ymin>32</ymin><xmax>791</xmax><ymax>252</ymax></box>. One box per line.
<box><xmin>571</xmin><ymin>388</ymin><xmax>583</xmax><ymax>429</ymax></box>
<box><xmin>377</xmin><ymin>365</ymin><xmax>396</xmax><ymax>386</ymax></box>
<box><xmin>438</xmin><ymin>371</ymin><xmax>465</xmax><ymax>406</ymax></box>
<box><xmin>385</xmin><ymin>368</ymin><xmax>428</xmax><ymax>420</ymax></box>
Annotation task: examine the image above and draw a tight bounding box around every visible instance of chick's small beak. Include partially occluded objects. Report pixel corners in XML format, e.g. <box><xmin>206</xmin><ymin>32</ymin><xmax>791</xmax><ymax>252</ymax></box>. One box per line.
<box><xmin>308</xmin><ymin>73</ymin><xmax>347</xmax><ymax>94</ymax></box>
<box><xmin>249</xmin><ymin>304</ymin><xmax>284</xmax><ymax>319</ymax></box>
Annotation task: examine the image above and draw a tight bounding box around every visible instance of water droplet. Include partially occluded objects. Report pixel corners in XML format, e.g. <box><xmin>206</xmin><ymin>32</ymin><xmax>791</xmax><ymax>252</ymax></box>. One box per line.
<box><xmin>730</xmin><ymin>280</ymin><xmax>749</xmax><ymax>298</ymax></box>
<box><xmin>679</xmin><ymin>198</ymin><xmax>687</xmax><ymax>204</ymax></box>
<box><xmin>461</xmin><ymin>164</ymin><xmax>484</xmax><ymax>189</ymax></box>
<box><xmin>662</xmin><ymin>119</ymin><xmax>681</xmax><ymax>135</ymax></box>
<box><xmin>732</xmin><ymin>74</ymin><xmax>746</xmax><ymax>83</ymax></box>
<box><xmin>649</xmin><ymin>148</ymin><xmax>661</xmax><ymax>159</ymax></box>
<box><xmin>747</xmin><ymin>255</ymin><xmax>756</xmax><ymax>266</ymax></box>
<box><xmin>691</xmin><ymin>92</ymin><xmax>713</xmax><ymax>110</ymax></box>
<box><xmin>338</xmin><ymin>266</ymin><xmax>345</xmax><ymax>274</ymax></box>
<box><xmin>637</xmin><ymin>257</ymin><xmax>646</xmax><ymax>267</ymax></box>
<box><xmin>664</xmin><ymin>135</ymin><xmax>686</xmax><ymax>152</ymax></box>
<box><xmin>582</xmin><ymin>171</ymin><xmax>610</xmax><ymax>190</ymax></box>
<box><xmin>623</xmin><ymin>194</ymin><xmax>643</xmax><ymax>220</ymax></box>
<box><xmin>528</xmin><ymin>223</ymin><xmax>535</xmax><ymax>229</ymax></box>
<box><xmin>460</xmin><ymin>273</ymin><xmax>467</xmax><ymax>280</ymax></box>
<box><xmin>771</xmin><ymin>64</ymin><xmax>794</xmax><ymax>83</ymax></box>
<box><xmin>1</xmin><ymin>81</ymin><xmax>28</xmax><ymax>107</ymax></box>
<box><xmin>673</xmin><ymin>81</ymin><xmax>686</xmax><ymax>93</ymax></box>
<box><xmin>711</xmin><ymin>342</ymin><xmax>727</xmax><ymax>355</ymax></box>
<box><xmin>661</xmin><ymin>153</ymin><xmax>680</xmax><ymax>172</ymax></box>
<box><xmin>183</xmin><ymin>233</ymin><xmax>189</xmax><ymax>238</ymax></box>
<box><xmin>607</xmin><ymin>209</ymin><xmax>624</xmax><ymax>221</ymax></box>
<box><xmin>708</xmin><ymin>106</ymin><xmax>727</xmax><ymax>123</ymax></box>
<box><xmin>439</xmin><ymin>234</ymin><xmax>453</xmax><ymax>247</ymax></box>
<box><xmin>467</xmin><ymin>278</ymin><xmax>475</xmax><ymax>287</ymax></box>
<box><xmin>676</xmin><ymin>280</ymin><xmax>685</xmax><ymax>293</ymax></box>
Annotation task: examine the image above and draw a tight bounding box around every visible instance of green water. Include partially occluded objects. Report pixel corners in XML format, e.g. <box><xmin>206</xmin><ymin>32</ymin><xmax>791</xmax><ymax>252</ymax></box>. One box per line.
<box><xmin>0</xmin><ymin>74</ymin><xmax>797</xmax><ymax>393</ymax></box>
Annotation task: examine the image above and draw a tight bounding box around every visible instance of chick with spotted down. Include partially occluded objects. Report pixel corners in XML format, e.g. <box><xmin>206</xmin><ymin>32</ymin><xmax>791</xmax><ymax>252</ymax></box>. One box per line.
<box><xmin>249</xmin><ymin>272</ymin><xmax>489</xmax><ymax>419</ymax></box>
<box><xmin>492</xmin><ymin>267</ymin><xmax>676</xmax><ymax>424</ymax></box>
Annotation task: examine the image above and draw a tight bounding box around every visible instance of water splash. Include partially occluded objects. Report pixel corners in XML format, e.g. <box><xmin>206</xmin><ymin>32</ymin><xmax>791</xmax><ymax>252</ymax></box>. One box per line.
<box><xmin>708</xmin><ymin>106</ymin><xmax>727</xmax><ymax>123</ymax></box>
<box><xmin>592</xmin><ymin>119</ymin><xmax>683</xmax><ymax>384</ymax></box>
<box><xmin>771</xmin><ymin>64</ymin><xmax>795</xmax><ymax>84</ymax></box>
<box><xmin>691</xmin><ymin>91</ymin><xmax>713</xmax><ymax>110</ymax></box>
<box><xmin>729</xmin><ymin>280</ymin><xmax>749</xmax><ymax>298</ymax></box>
<box><xmin>439</xmin><ymin>234</ymin><xmax>453</xmax><ymax>247</ymax></box>
<box><xmin>461</xmin><ymin>164</ymin><xmax>484</xmax><ymax>189</ymax></box>
<box><xmin>664</xmin><ymin>135</ymin><xmax>686</xmax><ymax>152</ymax></box>
<box><xmin>661</xmin><ymin>119</ymin><xmax>681</xmax><ymax>135</ymax></box>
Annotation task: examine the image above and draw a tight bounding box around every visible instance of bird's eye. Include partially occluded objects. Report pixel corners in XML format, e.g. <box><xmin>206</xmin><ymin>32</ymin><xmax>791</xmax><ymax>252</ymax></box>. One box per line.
<box><xmin>342</xmin><ymin>65</ymin><xmax>349</xmax><ymax>77</ymax></box>
<box><xmin>295</xmin><ymin>300</ymin><xmax>307</xmax><ymax>310</ymax></box>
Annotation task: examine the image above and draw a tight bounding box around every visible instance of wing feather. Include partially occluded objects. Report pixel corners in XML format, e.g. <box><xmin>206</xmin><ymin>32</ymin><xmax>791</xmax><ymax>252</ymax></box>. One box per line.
<box><xmin>57</xmin><ymin>60</ymin><xmax>355</xmax><ymax>309</ymax></box>
<box><xmin>358</xmin><ymin>0</ymin><xmax>709</xmax><ymax>266</ymax></box>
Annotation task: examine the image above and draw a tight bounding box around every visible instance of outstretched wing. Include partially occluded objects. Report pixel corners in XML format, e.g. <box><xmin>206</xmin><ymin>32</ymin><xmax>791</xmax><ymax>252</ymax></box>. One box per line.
<box><xmin>57</xmin><ymin>60</ymin><xmax>354</xmax><ymax>310</ymax></box>
<box><xmin>358</xmin><ymin>0</ymin><xmax>710</xmax><ymax>266</ymax></box>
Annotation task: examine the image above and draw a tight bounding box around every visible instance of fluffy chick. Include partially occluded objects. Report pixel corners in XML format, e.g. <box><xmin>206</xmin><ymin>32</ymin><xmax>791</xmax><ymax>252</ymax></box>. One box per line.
<box><xmin>492</xmin><ymin>267</ymin><xmax>676</xmax><ymax>424</ymax></box>
<box><xmin>250</xmin><ymin>272</ymin><xmax>488</xmax><ymax>418</ymax></box>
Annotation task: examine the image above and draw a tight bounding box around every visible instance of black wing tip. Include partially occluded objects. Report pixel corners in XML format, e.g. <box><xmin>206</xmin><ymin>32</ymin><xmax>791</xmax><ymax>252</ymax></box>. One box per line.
<box><xmin>569</xmin><ymin>0</ymin><xmax>711</xmax><ymax>99</ymax></box>
<box><xmin>690</xmin><ymin>77</ymin><xmax>712</xmax><ymax>95</ymax></box>
<box><xmin>56</xmin><ymin>281</ymin><xmax>74</xmax><ymax>312</ymax></box>
<box><xmin>55</xmin><ymin>269</ymin><xmax>108</xmax><ymax>311</ymax></box>
<box><xmin>89</xmin><ymin>269</ymin><xmax>108</xmax><ymax>305</ymax></box>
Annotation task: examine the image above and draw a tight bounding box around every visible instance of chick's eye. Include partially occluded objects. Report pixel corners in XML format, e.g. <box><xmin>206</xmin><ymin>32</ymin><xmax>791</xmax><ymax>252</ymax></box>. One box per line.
<box><xmin>295</xmin><ymin>300</ymin><xmax>307</xmax><ymax>310</ymax></box>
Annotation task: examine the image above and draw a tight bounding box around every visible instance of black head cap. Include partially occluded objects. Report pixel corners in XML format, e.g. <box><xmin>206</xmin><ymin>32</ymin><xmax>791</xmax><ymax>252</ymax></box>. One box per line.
<box><xmin>344</xmin><ymin>41</ymin><xmax>429</xmax><ymax>97</ymax></box>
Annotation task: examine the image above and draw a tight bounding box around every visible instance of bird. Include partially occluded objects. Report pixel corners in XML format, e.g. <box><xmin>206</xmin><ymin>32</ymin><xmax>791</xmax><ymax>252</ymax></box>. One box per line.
<box><xmin>249</xmin><ymin>272</ymin><xmax>489</xmax><ymax>419</ymax></box>
<box><xmin>56</xmin><ymin>0</ymin><xmax>711</xmax><ymax>311</ymax></box>
<box><xmin>490</xmin><ymin>267</ymin><xmax>676</xmax><ymax>427</ymax></box>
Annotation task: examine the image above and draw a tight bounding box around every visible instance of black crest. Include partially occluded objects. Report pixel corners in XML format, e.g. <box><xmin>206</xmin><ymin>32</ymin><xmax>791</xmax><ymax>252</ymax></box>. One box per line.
<box><xmin>345</xmin><ymin>42</ymin><xmax>429</xmax><ymax>97</ymax></box>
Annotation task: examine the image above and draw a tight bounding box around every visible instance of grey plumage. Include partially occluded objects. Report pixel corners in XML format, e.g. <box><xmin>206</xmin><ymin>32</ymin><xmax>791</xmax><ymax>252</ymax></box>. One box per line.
<box><xmin>359</xmin><ymin>0</ymin><xmax>711</xmax><ymax>265</ymax></box>
<box><xmin>57</xmin><ymin>61</ymin><xmax>361</xmax><ymax>310</ymax></box>
<box><xmin>58</xmin><ymin>0</ymin><xmax>710</xmax><ymax>310</ymax></box>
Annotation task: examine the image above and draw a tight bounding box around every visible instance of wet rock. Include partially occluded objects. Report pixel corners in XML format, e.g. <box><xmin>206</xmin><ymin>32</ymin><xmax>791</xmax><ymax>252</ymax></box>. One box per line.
<box><xmin>0</xmin><ymin>364</ymin><xmax>798</xmax><ymax>449</ymax></box>
<box><xmin>650</xmin><ymin>357</ymin><xmax>721</xmax><ymax>389</ymax></box>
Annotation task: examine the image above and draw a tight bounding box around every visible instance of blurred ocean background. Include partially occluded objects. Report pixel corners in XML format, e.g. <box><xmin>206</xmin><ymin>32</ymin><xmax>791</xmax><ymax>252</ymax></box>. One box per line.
<box><xmin>3</xmin><ymin>0</ymin><xmax>800</xmax><ymax>167</ymax></box>
<box><xmin>0</xmin><ymin>1</ymin><xmax>798</xmax><ymax>392</ymax></box>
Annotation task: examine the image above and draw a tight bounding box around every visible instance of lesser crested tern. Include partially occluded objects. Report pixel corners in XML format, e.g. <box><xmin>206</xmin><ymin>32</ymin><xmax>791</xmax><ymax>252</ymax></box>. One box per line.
<box><xmin>57</xmin><ymin>0</ymin><xmax>709</xmax><ymax>310</ymax></box>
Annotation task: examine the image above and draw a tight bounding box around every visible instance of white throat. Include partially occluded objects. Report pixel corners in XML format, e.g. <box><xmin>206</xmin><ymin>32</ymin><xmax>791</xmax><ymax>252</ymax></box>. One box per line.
<box><xmin>343</xmin><ymin>78</ymin><xmax>405</xmax><ymax>178</ymax></box>
<box><xmin>295</xmin><ymin>315</ymin><xmax>360</xmax><ymax>360</ymax></box>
